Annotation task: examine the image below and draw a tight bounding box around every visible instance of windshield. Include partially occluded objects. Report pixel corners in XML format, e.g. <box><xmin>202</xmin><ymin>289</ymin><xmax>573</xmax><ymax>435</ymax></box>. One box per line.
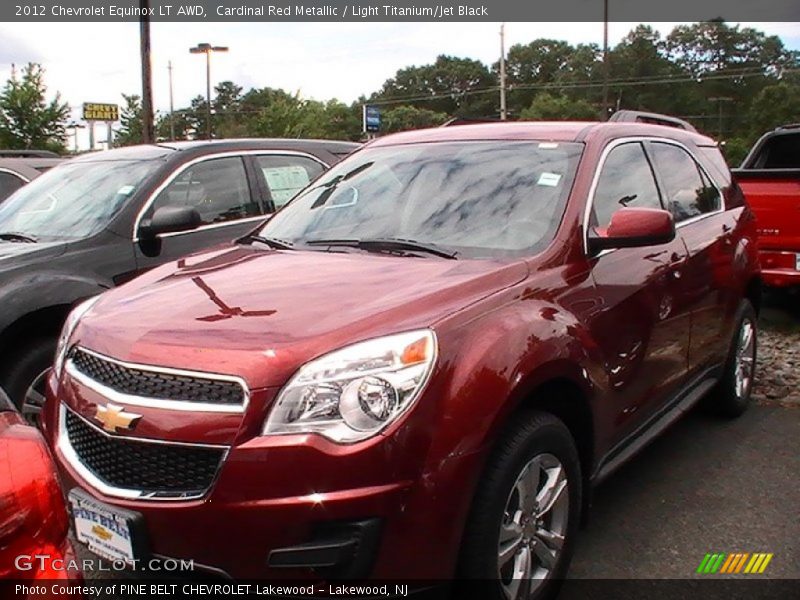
<box><xmin>0</xmin><ymin>159</ymin><xmax>161</xmax><ymax>241</ymax></box>
<box><xmin>259</xmin><ymin>140</ymin><xmax>583</xmax><ymax>259</ymax></box>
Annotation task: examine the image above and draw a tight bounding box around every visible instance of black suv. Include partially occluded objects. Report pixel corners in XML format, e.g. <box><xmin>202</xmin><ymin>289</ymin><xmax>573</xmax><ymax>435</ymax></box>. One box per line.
<box><xmin>0</xmin><ymin>139</ymin><xmax>358</xmax><ymax>420</ymax></box>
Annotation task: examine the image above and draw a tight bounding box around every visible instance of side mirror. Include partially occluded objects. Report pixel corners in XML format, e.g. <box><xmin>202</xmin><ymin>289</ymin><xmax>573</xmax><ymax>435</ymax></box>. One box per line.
<box><xmin>139</xmin><ymin>206</ymin><xmax>202</xmax><ymax>240</ymax></box>
<box><xmin>588</xmin><ymin>207</ymin><xmax>675</xmax><ymax>255</ymax></box>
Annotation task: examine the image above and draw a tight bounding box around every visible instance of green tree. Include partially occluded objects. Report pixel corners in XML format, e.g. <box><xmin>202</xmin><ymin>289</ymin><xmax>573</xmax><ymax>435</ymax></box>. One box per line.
<box><xmin>115</xmin><ymin>94</ymin><xmax>143</xmax><ymax>146</ymax></box>
<box><xmin>744</xmin><ymin>83</ymin><xmax>800</xmax><ymax>138</ymax></box>
<box><xmin>374</xmin><ymin>55</ymin><xmax>497</xmax><ymax>118</ymax></box>
<box><xmin>0</xmin><ymin>63</ymin><xmax>69</xmax><ymax>151</ymax></box>
<box><xmin>520</xmin><ymin>93</ymin><xmax>597</xmax><ymax>121</ymax></box>
<box><xmin>382</xmin><ymin>105</ymin><xmax>448</xmax><ymax>133</ymax></box>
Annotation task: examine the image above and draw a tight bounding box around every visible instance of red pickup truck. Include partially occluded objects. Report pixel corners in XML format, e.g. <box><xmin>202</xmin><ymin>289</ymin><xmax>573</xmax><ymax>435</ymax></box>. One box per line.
<box><xmin>733</xmin><ymin>125</ymin><xmax>800</xmax><ymax>288</ymax></box>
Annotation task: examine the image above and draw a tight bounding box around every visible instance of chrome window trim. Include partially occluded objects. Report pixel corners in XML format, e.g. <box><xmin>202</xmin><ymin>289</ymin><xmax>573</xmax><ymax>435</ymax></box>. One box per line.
<box><xmin>67</xmin><ymin>346</ymin><xmax>249</xmax><ymax>413</ymax></box>
<box><xmin>131</xmin><ymin>149</ymin><xmax>330</xmax><ymax>242</ymax></box>
<box><xmin>58</xmin><ymin>403</ymin><xmax>229</xmax><ymax>501</ymax></box>
<box><xmin>0</xmin><ymin>167</ymin><xmax>30</xmax><ymax>183</ymax></box>
<box><xmin>582</xmin><ymin>136</ymin><xmax>726</xmax><ymax>258</ymax></box>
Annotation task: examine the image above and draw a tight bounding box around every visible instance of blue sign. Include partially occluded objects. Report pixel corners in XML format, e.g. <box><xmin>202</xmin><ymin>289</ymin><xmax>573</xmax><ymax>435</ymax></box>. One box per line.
<box><xmin>363</xmin><ymin>105</ymin><xmax>381</xmax><ymax>133</ymax></box>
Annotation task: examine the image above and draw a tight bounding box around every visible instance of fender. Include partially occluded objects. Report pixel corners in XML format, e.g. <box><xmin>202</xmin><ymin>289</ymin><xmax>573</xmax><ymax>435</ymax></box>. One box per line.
<box><xmin>0</xmin><ymin>272</ymin><xmax>110</xmax><ymax>338</ymax></box>
<box><xmin>428</xmin><ymin>297</ymin><xmax>607</xmax><ymax>464</ymax></box>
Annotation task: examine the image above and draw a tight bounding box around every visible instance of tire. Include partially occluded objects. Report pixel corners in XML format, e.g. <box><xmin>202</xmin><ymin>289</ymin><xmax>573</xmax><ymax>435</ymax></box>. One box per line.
<box><xmin>456</xmin><ymin>411</ymin><xmax>582</xmax><ymax>600</ymax></box>
<box><xmin>0</xmin><ymin>337</ymin><xmax>57</xmax><ymax>426</ymax></box>
<box><xmin>705</xmin><ymin>300</ymin><xmax>757</xmax><ymax>418</ymax></box>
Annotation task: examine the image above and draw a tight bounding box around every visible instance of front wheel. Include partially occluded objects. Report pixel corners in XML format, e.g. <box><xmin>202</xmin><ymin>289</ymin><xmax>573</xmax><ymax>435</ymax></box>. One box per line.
<box><xmin>457</xmin><ymin>411</ymin><xmax>582</xmax><ymax>600</ymax></box>
<box><xmin>0</xmin><ymin>337</ymin><xmax>57</xmax><ymax>427</ymax></box>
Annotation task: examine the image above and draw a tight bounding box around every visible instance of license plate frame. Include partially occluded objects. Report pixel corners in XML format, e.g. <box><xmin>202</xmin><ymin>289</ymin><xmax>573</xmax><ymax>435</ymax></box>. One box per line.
<box><xmin>68</xmin><ymin>488</ymin><xmax>149</xmax><ymax>565</ymax></box>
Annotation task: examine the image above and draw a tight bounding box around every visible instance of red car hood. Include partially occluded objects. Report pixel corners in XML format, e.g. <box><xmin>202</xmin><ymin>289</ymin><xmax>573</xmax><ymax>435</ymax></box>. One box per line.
<box><xmin>75</xmin><ymin>246</ymin><xmax>527</xmax><ymax>389</ymax></box>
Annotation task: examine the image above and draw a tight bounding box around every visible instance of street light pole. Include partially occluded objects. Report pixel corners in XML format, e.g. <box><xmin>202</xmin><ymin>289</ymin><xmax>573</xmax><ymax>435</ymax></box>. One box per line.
<box><xmin>168</xmin><ymin>60</ymin><xmax>175</xmax><ymax>141</ymax></box>
<box><xmin>499</xmin><ymin>23</ymin><xmax>507</xmax><ymax>121</ymax></box>
<box><xmin>189</xmin><ymin>43</ymin><xmax>229</xmax><ymax>139</ymax></box>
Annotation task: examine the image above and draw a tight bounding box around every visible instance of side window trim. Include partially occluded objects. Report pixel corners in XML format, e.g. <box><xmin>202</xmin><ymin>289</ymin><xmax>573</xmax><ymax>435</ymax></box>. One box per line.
<box><xmin>0</xmin><ymin>168</ymin><xmax>30</xmax><ymax>184</ymax></box>
<box><xmin>132</xmin><ymin>150</ymin><xmax>329</xmax><ymax>241</ymax></box>
<box><xmin>645</xmin><ymin>140</ymin><xmax>726</xmax><ymax>228</ymax></box>
<box><xmin>582</xmin><ymin>139</ymin><xmax>663</xmax><ymax>255</ymax></box>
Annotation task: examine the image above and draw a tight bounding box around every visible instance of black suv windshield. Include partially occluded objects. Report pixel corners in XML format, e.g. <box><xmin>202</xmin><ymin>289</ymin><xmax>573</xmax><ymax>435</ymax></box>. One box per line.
<box><xmin>259</xmin><ymin>141</ymin><xmax>583</xmax><ymax>259</ymax></box>
<box><xmin>0</xmin><ymin>159</ymin><xmax>161</xmax><ymax>241</ymax></box>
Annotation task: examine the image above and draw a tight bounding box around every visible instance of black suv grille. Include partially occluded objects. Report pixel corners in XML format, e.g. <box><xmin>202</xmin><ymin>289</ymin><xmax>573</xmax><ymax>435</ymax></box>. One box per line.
<box><xmin>65</xmin><ymin>409</ymin><xmax>226</xmax><ymax>496</ymax></box>
<box><xmin>70</xmin><ymin>348</ymin><xmax>245</xmax><ymax>406</ymax></box>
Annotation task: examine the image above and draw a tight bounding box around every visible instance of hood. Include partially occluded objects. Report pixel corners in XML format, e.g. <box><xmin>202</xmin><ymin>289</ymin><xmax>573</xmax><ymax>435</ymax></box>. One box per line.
<box><xmin>0</xmin><ymin>240</ymin><xmax>65</xmax><ymax>265</ymax></box>
<box><xmin>76</xmin><ymin>246</ymin><xmax>528</xmax><ymax>389</ymax></box>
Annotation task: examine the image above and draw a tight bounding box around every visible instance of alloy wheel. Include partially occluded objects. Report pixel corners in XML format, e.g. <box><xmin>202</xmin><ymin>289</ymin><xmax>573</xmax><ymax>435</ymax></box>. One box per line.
<box><xmin>734</xmin><ymin>318</ymin><xmax>756</xmax><ymax>400</ymax></box>
<box><xmin>22</xmin><ymin>368</ymin><xmax>49</xmax><ymax>427</ymax></box>
<box><xmin>498</xmin><ymin>453</ymin><xmax>569</xmax><ymax>599</ymax></box>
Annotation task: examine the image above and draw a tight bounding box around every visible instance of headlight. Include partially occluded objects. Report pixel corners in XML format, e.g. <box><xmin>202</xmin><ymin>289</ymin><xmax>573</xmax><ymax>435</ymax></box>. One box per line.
<box><xmin>54</xmin><ymin>296</ymin><xmax>102</xmax><ymax>376</ymax></box>
<box><xmin>263</xmin><ymin>330</ymin><xmax>437</xmax><ymax>443</ymax></box>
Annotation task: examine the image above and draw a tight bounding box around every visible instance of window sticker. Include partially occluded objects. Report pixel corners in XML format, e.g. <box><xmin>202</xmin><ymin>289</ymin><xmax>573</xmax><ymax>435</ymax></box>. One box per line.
<box><xmin>263</xmin><ymin>166</ymin><xmax>311</xmax><ymax>206</ymax></box>
<box><xmin>537</xmin><ymin>172</ymin><xmax>562</xmax><ymax>187</ymax></box>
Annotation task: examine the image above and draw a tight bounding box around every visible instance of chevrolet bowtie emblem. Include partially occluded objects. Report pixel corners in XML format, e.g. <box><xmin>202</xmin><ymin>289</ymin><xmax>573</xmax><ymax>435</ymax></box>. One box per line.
<box><xmin>95</xmin><ymin>403</ymin><xmax>142</xmax><ymax>433</ymax></box>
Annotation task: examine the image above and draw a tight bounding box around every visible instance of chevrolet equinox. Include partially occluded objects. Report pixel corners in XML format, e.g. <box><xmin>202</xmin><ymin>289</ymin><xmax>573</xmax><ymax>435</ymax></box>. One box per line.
<box><xmin>43</xmin><ymin>121</ymin><xmax>761</xmax><ymax>599</ymax></box>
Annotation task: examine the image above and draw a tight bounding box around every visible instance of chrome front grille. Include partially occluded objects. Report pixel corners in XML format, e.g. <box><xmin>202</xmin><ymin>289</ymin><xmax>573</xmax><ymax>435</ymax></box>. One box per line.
<box><xmin>60</xmin><ymin>405</ymin><xmax>227</xmax><ymax>500</ymax></box>
<box><xmin>68</xmin><ymin>347</ymin><xmax>247</xmax><ymax>410</ymax></box>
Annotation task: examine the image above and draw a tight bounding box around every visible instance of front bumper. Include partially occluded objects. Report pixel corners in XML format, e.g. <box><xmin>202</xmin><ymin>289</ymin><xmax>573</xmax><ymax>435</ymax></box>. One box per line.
<box><xmin>43</xmin><ymin>376</ymin><xmax>482</xmax><ymax>581</ymax></box>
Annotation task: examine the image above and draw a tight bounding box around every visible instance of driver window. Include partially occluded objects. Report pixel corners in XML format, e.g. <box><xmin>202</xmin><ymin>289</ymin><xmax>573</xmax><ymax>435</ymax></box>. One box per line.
<box><xmin>592</xmin><ymin>143</ymin><xmax>662</xmax><ymax>232</ymax></box>
<box><xmin>150</xmin><ymin>157</ymin><xmax>258</xmax><ymax>225</ymax></box>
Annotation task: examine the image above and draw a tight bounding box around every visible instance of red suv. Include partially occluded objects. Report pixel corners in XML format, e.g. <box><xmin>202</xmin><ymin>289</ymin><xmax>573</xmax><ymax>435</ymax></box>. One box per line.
<box><xmin>43</xmin><ymin>121</ymin><xmax>760</xmax><ymax>597</ymax></box>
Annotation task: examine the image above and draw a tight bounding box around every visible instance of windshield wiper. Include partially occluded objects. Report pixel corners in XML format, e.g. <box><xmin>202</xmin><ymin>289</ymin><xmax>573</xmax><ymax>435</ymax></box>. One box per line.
<box><xmin>239</xmin><ymin>233</ymin><xmax>294</xmax><ymax>250</ymax></box>
<box><xmin>0</xmin><ymin>232</ymin><xmax>37</xmax><ymax>243</ymax></box>
<box><xmin>305</xmin><ymin>238</ymin><xmax>457</xmax><ymax>259</ymax></box>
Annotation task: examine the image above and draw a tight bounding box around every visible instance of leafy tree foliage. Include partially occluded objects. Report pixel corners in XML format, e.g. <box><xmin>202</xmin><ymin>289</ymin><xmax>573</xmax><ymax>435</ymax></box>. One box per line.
<box><xmin>382</xmin><ymin>105</ymin><xmax>449</xmax><ymax>133</ymax></box>
<box><xmin>115</xmin><ymin>94</ymin><xmax>144</xmax><ymax>146</ymax></box>
<box><xmin>0</xmin><ymin>63</ymin><xmax>69</xmax><ymax>151</ymax></box>
<box><xmin>520</xmin><ymin>93</ymin><xmax>597</xmax><ymax>121</ymax></box>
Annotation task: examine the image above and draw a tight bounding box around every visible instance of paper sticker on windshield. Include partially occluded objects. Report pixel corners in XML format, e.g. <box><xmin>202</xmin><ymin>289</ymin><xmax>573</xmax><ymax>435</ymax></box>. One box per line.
<box><xmin>117</xmin><ymin>185</ymin><xmax>135</xmax><ymax>196</ymax></box>
<box><xmin>537</xmin><ymin>173</ymin><xmax>562</xmax><ymax>187</ymax></box>
<box><xmin>538</xmin><ymin>143</ymin><xmax>559</xmax><ymax>149</ymax></box>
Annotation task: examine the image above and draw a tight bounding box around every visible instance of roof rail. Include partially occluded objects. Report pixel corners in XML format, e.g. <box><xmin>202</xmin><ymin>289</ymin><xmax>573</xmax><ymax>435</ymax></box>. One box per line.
<box><xmin>608</xmin><ymin>110</ymin><xmax>698</xmax><ymax>133</ymax></box>
<box><xmin>0</xmin><ymin>149</ymin><xmax>60</xmax><ymax>158</ymax></box>
<box><xmin>440</xmin><ymin>117</ymin><xmax>503</xmax><ymax>127</ymax></box>
<box><xmin>776</xmin><ymin>123</ymin><xmax>800</xmax><ymax>130</ymax></box>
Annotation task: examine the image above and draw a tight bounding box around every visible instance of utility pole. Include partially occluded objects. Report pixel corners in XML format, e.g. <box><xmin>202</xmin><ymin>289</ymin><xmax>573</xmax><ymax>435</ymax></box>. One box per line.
<box><xmin>601</xmin><ymin>0</ymin><xmax>610</xmax><ymax>120</ymax></box>
<box><xmin>499</xmin><ymin>23</ymin><xmax>507</xmax><ymax>121</ymax></box>
<box><xmin>140</xmin><ymin>0</ymin><xmax>155</xmax><ymax>143</ymax></box>
<box><xmin>168</xmin><ymin>60</ymin><xmax>176</xmax><ymax>141</ymax></box>
<box><xmin>189</xmin><ymin>43</ymin><xmax>229</xmax><ymax>139</ymax></box>
<box><xmin>709</xmin><ymin>96</ymin><xmax>733</xmax><ymax>139</ymax></box>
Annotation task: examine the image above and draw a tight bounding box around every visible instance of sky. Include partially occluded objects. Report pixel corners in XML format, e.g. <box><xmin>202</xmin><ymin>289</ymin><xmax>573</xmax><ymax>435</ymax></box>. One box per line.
<box><xmin>0</xmin><ymin>21</ymin><xmax>798</xmax><ymax>149</ymax></box>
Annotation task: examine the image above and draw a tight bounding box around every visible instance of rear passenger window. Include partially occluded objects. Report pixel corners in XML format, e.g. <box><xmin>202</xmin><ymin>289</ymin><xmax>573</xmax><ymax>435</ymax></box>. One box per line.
<box><xmin>151</xmin><ymin>157</ymin><xmax>259</xmax><ymax>225</ymax></box>
<box><xmin>591</xmin><ymin>142</ymin><xmax>662</xmax><ymax>230</ymax></box>
<box><xmin>255</xmin><ymin>155</ymin><xmax>324</xmax><ymax>210</ymax></box>
<box><xmin>650</xmin><ymin>143</ymin><xmax>721</xmax><ymax>223</ymax></box>
<box><xmin>0</xmin><ymin>172</ymin><xmax>25</xmax><ymax>201</ymax></box>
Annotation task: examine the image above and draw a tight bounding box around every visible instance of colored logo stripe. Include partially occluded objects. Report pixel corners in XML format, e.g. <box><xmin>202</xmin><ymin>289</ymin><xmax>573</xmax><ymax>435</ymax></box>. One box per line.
<box><xmin>698</xmin><ymin>553</ymin><xmax>773</xmax><ymax>574</ymax></box>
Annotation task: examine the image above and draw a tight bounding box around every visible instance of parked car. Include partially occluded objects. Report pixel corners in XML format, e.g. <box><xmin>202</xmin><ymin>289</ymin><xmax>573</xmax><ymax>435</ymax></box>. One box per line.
<box><xmin>0</xmin><ymin>387</ymin><xmax>81</xmax><ymax>586</ymax></box>
<box><xmin>43</xmin><ymin>121</ymin><xmax>760</xmax><ymax>597</ymax></box>
<box><xmin>0</xmin><ymin>138</ymin><xmax>358</xmax><ymax>421</ymax></box>
<box><xmin>0</xmin><ymin>151</ymin><xmax>64</xmax><ymax>203</ymax></box>
<box><xmin>732</xmin><ymin>124</ymin><xmax>800</xmax><ymax>289</ymax></box>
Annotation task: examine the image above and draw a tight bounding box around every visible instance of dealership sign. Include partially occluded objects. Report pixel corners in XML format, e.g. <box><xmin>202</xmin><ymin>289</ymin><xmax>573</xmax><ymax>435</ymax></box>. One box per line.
<box><xmin>82</xmin><ymin>103</ymin><xmax>119</xmax><ymax>122</ymax></box>
<box><xmin>363</xmin><ymin>105</ymin><xmax>381</xmax><ymax>133</ymax></box>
